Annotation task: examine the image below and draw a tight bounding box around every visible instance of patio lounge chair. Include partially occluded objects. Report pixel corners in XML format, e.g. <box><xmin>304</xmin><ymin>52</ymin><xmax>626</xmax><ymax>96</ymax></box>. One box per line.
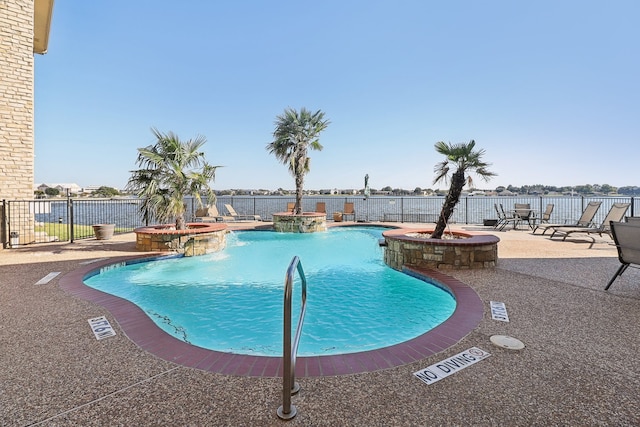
<box><xmin>533</xmin><ymin>201</ymin><xmax>602</xmax><ymax>235</ymax></box>
<box><xmin>287</xmin><ymin>202</ymin><xmax>295</xmax><ymax>212</ymax></box>
<box><xmin>194</xmin><ymin>205</ymin><xmax>231</xmax><ymax>222</ymax></box>
<box><xmin>549</xmin><ymin>202</ymin><xmax>630</xmax><ymax>247</ymax></box>
<box><xmin>605</xmin><ymin>220</ymin><xmax>640</xmax><ymax>290</ymax></box>
<box><xmin>316</xmin><ymin>202</ymin><xmax>326</xmax><ymax>216</ymax></box>
<box><xmin>343</xmin><ymin>202</ymin><xmax>355</xmax><ymax>221</ymax></box>
<box><xmin>224</xmin><ymin>204</ymin><xmax>262</xmax><ymax>221</ymax></box>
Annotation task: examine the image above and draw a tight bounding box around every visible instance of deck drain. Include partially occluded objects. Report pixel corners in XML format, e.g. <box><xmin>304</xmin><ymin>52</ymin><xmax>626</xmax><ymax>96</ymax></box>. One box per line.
<box><xmin>490</xmin><ymin>335</ymin><xmax>525</xmax><ymax>350</ymax></box>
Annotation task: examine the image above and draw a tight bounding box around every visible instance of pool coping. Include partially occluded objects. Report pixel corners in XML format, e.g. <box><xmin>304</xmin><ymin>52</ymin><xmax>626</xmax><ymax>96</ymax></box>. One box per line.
<box><xmin>59</xmin><ymin>254</ymin><xmax>483</xmax><ymax>378</ymax></box>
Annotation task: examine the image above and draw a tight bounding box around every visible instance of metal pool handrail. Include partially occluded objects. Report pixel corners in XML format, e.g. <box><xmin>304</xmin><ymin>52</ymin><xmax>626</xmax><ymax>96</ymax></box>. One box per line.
<box><xmin>277</xmin><ymin>256</ymin><xmax>307</xmax><ymax>420</ymax></box>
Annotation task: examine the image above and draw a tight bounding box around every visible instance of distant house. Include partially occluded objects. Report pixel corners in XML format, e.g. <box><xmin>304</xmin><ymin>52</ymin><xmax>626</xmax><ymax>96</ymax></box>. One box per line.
<box><xmin>319</xmin><ymin>189</ymin><xmax>339</xmax><ymax>195</ymax></box>
<box><xmin>36</xmin><ymin>183</ymin><xmax>83</xmax><ymax>195</ymax></box>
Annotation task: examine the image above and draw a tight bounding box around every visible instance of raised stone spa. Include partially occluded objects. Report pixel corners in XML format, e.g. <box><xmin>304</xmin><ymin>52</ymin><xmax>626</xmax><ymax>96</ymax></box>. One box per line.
<box><xmin>382</xmin><ymin>228</ymin><xmax>500</xmax><ymax>270</ymax></box>
<box><xmin>272</xmin><ymin>212</ymin><xmax>327</xmax><ymax>233</ymax></box>
<box><xmin>134</xmin><ymin>222</ymin><xmax>228</xmax><ymax>256</ymax></box>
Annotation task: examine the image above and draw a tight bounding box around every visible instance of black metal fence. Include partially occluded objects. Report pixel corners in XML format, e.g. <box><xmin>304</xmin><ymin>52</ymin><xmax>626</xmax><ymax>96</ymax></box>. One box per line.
<box><xmin>1</xmin><ymin>198</ymin><xmax>147</xmax><ymax>247</ymax></box>
<box><xmin>205</xmin><ymin>195</ymin><xmax>638</xmax><ymax>226</ymax></box>
<box><xmin>2</xmin><ymin>195</ymin><xmax>638</xmax><ymax>248</ymax></box>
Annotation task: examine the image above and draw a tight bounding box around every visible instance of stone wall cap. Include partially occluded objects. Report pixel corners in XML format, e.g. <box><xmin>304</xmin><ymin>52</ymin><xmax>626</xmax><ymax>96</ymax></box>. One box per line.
<box><xmin>134</xmin><ymin>222</ymin><xmax>227</xmax><ymax>235</ymax></box>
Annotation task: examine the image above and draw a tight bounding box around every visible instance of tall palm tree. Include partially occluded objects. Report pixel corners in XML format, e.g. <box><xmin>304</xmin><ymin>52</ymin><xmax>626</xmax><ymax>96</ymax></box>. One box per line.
<box><xmin>266</xmin><ymin>107</ymin><xmax>329</xmax><ymax>214</ymax></box>
<box><xmin>126</xmin><ymin>128</ymin><xmax>219</xmax><ymax>230</ymax></box>
<box><xmin>431</xmin><ymin>140</ymin><xmax>496</xmax><ymax>239</ymax></box>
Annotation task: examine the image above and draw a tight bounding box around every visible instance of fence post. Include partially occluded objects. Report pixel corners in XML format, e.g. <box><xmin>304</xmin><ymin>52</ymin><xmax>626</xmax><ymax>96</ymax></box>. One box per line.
<box><xmin>1</xmin><ymin>199</ymin><xmax>6</xmax><ymax>249</ymax></box>
<box><xmin>465</xmin><ymin>197</ymin><xmax>469</xmax><ymax>224</ymax></box>
<box><xmin>69</xmin><ymin>197</ymin><xmax>75</xmax><ymax>243</ymax></box>
<box><xmin>538</xmin><ymin>196</ymin><xmax>543</xmax><ymax>216</ymax></box>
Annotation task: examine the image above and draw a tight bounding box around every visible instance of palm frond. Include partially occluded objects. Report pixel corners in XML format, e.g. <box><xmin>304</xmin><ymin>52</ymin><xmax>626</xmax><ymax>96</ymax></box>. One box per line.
<box><xmin>128</xmin><ymin>129</ymin><xmax>218</xmax><ymax>229</ymax></box>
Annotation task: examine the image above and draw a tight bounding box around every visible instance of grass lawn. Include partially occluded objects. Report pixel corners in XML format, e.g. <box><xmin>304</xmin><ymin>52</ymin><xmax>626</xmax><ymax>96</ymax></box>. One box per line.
<box><xmin>34</xmin><ymin>223</ymin><xmax>129</xmax><ymax>241</ymax></box>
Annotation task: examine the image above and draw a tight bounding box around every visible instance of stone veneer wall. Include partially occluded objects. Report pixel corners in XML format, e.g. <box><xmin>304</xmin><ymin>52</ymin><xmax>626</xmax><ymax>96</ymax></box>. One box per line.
<box><xmin>272</xmin><ymin>213</ymin><xmax>327</xmax><ymax>233</ymax></box>
<box><xmin>383</xmin><ymin>230</ymin><xmax>499</xmax><ymax>270</ymax></box>
<box><xmin>134</xmin><ymin>224</ymin><xmax>228</xmax><ymax>256</ymax></box>
<box><xmin>0</xmin><ymin>0</ymin><xmax>36</xmax><ymax>248</ymax></box>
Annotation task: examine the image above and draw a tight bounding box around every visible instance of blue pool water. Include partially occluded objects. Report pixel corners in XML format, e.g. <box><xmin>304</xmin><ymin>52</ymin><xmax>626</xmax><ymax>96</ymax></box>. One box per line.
<box><xmin>84</xmin><ymin>226</ymin><xmax>456</xmax><ymax>356</ymax></box>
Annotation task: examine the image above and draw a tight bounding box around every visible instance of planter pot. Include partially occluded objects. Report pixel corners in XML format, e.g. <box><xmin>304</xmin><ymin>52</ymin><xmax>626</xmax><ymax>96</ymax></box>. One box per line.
<box><xmin>333</xmin><ymin>212</ymin><xmax>343</xmax><ymax>222</ymax></box>
<box><xmin>93</xmin><ymin>224</ymin><xmax>115</xmax><ymax>240</ymax></box>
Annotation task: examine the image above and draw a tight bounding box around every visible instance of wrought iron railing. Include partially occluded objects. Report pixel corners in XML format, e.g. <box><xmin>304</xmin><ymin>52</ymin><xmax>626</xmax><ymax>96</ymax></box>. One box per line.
<box><xmin>2</xmin><ymin>195</ymin><xmax>638</xmax><ymax>247</ymax></box>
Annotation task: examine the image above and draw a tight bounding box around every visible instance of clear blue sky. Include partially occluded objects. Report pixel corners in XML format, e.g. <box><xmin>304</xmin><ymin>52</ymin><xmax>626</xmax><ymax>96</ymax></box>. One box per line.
<box><xmin>34</xmin><ymin>1</ymin><xmax>639</xmax><ymax>192</ymax></box>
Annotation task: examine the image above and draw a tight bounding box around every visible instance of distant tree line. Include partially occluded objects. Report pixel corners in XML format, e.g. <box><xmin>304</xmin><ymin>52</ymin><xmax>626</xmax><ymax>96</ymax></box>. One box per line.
<box><xmin>34</xmin><ymin>183</ymin><xmax>640</xmax><ymax>198</ymax></box>
<box><xmin>501</xmin><ymin>184</ymin><xmax>621</xmax><ymax>195</ymax></box>
<box><xmin>374</xmin><ymin>183</ymin><xmax>640</xmax><ymax>196</ymax></box>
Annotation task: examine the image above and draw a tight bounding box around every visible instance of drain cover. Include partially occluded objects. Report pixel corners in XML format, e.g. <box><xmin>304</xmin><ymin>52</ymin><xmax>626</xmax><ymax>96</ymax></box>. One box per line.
<box><xmin>490</xmin><ymin>335</ymin><xmax>525</xmax><ymax>350</ymax></box>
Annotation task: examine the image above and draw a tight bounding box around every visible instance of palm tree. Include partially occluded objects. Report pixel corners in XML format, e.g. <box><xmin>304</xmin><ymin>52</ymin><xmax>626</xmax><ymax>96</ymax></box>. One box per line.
<box><xmin>126</xmin><ymin>128</ymin><xmax>219</xmax><ymax>230</ymax></box>
<box><xmin>266</xmin><ymin>107</ymin><xmax>329</xmax><ymax>214</ymax></box>
<box><xmin>431</xmin><ymin>140</ymin><xmax>496</xmax><ymax>239</ymax></box>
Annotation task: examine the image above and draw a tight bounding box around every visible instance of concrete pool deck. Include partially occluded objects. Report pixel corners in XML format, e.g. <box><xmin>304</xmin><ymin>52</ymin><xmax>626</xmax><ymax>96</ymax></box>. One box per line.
<box><xmin>1</xmin><ymin>222</ymin><xmax>639</xmax><ymax>425</ymax></box>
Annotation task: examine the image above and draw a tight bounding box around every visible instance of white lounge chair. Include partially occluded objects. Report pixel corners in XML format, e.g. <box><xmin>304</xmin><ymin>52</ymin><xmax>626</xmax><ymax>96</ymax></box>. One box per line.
<box><xmin>194</xmin><ymin>205</ymin><xmax>231</xmax><ymax>222</ymax></box>
<box><xmin>224</xmin><ymin>204</ymin><xmax>262</xmax><ymax>221</ymax></box>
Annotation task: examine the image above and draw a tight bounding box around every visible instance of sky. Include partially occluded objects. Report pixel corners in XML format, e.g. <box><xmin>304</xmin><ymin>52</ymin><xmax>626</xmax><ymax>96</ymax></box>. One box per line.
<box><xmin>34</xmin><ymin>1</ymin><xmax>640</xmax><ymax>192</ymax></box>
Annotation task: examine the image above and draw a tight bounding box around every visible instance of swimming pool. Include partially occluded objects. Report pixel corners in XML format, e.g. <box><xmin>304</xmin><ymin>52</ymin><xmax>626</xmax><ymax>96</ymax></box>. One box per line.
<box><xmin>84</xmin><ymin>226</ymin><xmax>456</xmax><ymax>357</ymax></box>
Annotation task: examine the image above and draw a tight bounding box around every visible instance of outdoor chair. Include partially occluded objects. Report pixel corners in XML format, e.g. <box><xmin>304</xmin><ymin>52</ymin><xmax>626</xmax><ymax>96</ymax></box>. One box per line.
<box><xmin>626</xmin><ymin>216</ymin><xmax>640</xmax><ymax>224</ymax></box>
<box><xmin>287</xmin><ymin>202</ymin><xmax>295</xmax><ymax>212</ymax></box>
<box><xmin>224</xmin><ymin>204</ymin><xmax>262</xmax><ymax>221</ymax></box>
<box><xmin>343</xmin><ymin>202</ymin><xmax>355</xmax><ymax>221</ymax></box>
<box><xmin>605</xmin><ymin>220</ymin><xmax>640</xmax><ymax>290</ymax></box>
<box><xmin>531</xmin><ymin>204</ymin><xmax>554</xmax><ymax>233</ymax></box>
<box><xmin>194</xmin><ymin>205</ymin><xmax>230</xmax><ymax>222</ymax></box>
<box><xmin>495</xmin><ymin>204</ymin><xmax>521</xmax><ymax>230</ymax></box>
<box><xmin>513</xmin><ymin>203</ymin><xmax>536</xmax><ymax>230</ymax></box>
<box><xmin>316</xmin><ymin>202</ymin><xmax>326</xmax><ymax>216</ymax></box>
<box><xmin>493</xmin><ymin>204</ymin><xmax>508</xmax><ymax>230</ymax></box>
<box><xmin>533</xmin><ymin>201</ymin><xmax>602</xmax><ymax>235</ymax></box>
<box><xmin>549</xmin><ymin>202</ymin><xmax>630</xmax><ymax>248</ymax></box>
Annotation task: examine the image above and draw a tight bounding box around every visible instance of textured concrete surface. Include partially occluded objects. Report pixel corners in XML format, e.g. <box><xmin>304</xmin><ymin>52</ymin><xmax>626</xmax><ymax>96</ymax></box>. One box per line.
<box><xmin>1</xmin><ymin>222</ymin><xmax>639</xmax><ymax>426</ymax></box>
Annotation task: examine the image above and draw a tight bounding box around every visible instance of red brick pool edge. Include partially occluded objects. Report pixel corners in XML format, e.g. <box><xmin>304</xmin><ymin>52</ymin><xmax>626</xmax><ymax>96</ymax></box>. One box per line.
<box><xmin>59</xmin><ymin>256</ymin><xmax>483</xmax><ymax>377</ymax></box>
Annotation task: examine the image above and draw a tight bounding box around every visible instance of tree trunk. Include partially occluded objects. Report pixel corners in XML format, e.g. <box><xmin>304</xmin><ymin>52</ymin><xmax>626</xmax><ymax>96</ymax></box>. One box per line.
<box><xmin>176</xmin><ymin>214</ymin><xmax>186</xmax><ymax>230</ymax></box>
<box><xmin>295</xmin><ymin>172</ymin><xmax>304</xmax><ymax>214</ymax></box>
<box><xmin>432</xmin><ymin>170</ymin><xmax>465</xmax><ymax>239</ymax></box>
